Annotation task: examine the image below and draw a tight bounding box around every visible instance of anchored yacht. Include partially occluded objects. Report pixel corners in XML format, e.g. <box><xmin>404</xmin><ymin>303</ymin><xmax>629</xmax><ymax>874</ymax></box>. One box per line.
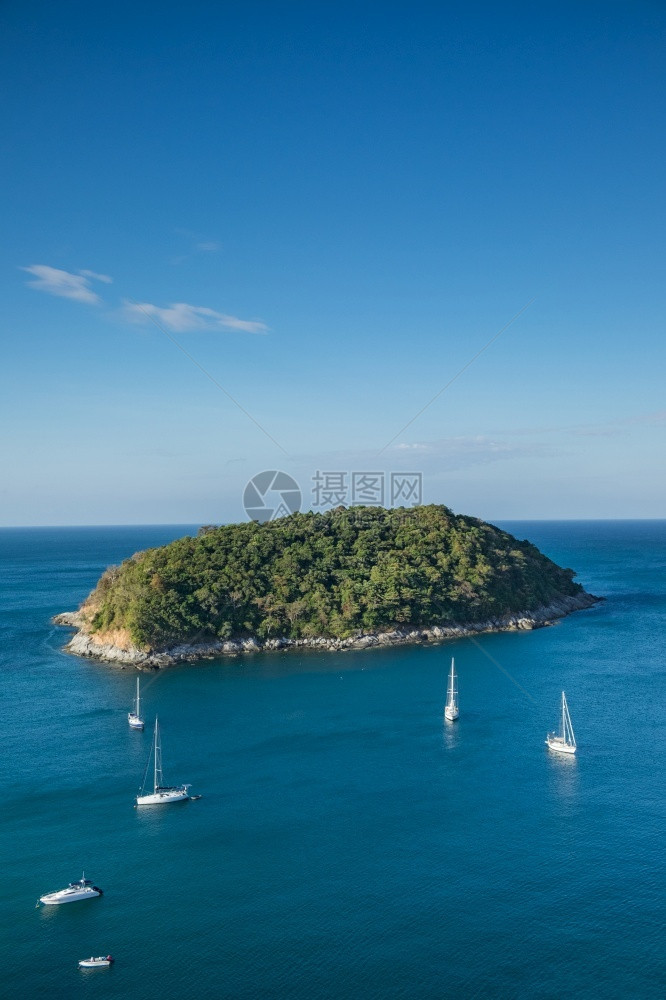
<box><xmin>546</xmin><ymin>691</ymin><xmax>577</xmax><ymax>755</ymax></box>
<box><xmin>444</xmin><ymin>657</ymin><xmax>459</xmax><ymax>721</ymax></box>
<box><xmin>136</xmin><ymin>717</ymin><xmax>191</xmax><ymax>806</ymax></box>
<box><xmin>39</xmin><ymin>874</ymin><xmax>103</xmax><ymax>905</ymax></box>
<box><xmin>128</xmin><ymin>676</ymin><xmax>144</xmax><ymax>730</ymax></box>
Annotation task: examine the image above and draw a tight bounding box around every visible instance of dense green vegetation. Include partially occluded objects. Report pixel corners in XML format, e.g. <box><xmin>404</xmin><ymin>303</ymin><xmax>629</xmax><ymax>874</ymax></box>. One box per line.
<box><xmin>86</xmin><ymin>505</ymin><xmax>583</xmax><ymax>649</ymax></box>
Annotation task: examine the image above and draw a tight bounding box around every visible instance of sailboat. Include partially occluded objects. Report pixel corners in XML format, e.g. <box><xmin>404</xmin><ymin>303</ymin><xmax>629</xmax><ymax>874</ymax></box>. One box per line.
<box><xmin>136</xmin><ymin>717</ymin><xmax>191</xmax><ymax>806</ymax></box>
<box><xmin>546</xmin><ymin>691</ymin><xmax>576</xmax><ymax>754</ymax></box>
<box><xmin>128</xmin><ymin>676</ymin><xmax>144</xmax><ymax>730</ymax></box>
<box><xmin>444</xmin><ymin>657</ymin><xmax>459</xmax><ymax>721</ymax></box>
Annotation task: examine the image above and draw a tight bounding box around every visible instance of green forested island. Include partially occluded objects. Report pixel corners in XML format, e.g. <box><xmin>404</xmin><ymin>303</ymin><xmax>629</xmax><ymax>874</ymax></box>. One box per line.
<box><xmin>60</xmin><ymin>506</ymin><xmax>595</xmax><ymax>663</ymax></box>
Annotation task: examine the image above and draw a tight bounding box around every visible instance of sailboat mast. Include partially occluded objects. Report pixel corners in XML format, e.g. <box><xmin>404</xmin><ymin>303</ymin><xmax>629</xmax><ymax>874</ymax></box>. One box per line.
<box><xmin>153</xmin><ymin>717</ymin><xmax>159</xmax><ymax>793</ymax></box>
<box><xmin>563</xmin><ymin>693</ymin><xmax>575</xmax><ymax>745</ymax></box>
<box><xmin>561</xmin><ymin>692</ymin><xmax>566</xmax><ymax>739</ymax></box>
<box><xmin>136</xmin><ymin>677</ymin><xmax>140</xmax><ymax>717</ymax></box>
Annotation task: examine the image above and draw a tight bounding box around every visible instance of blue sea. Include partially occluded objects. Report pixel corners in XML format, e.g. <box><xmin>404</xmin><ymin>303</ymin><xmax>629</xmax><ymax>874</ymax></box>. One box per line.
<box><xmin>0</xmin><ymin>521</ymin><xmax>664</xmax><ymax>999</ymax></box>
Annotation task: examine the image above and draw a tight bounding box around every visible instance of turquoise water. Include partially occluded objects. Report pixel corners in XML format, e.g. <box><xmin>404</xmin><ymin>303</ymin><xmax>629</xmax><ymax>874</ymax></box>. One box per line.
<box><xmin>0</xmin><ymin>522</ymin><xmax>664</xmax><ymax>999</ymax></box>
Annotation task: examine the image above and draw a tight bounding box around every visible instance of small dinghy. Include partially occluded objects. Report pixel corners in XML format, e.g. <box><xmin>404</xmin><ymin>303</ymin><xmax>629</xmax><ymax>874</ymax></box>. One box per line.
<box><xmin>79</xmin><ymin>955</ymin><xmax>114</xmax><ymax>969</ymax></box>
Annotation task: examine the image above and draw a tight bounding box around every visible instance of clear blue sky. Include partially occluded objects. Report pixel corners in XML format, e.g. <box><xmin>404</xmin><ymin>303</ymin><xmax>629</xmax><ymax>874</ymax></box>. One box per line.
<box><xmin>1</xmin><ymin>1</ymin><xmax>664</xmax><ymax>524</ymax></box>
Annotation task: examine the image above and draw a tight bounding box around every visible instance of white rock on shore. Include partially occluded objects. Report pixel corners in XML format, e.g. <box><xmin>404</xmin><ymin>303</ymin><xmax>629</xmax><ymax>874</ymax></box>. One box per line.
<box><xmin>53</xmin><ymin>591</ymin><xmax>601</xmax><ymax>669</ymax></box>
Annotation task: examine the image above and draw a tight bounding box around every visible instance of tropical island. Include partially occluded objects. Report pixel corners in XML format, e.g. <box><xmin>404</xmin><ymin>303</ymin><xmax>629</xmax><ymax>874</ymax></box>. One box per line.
<box><xmin>54</xmin><ymin>505</ymin><xmax>599</xmax><ymax>667</ymax></box>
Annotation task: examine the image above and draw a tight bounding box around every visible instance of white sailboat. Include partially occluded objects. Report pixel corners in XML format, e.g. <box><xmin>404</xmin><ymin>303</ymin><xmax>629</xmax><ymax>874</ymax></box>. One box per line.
<box><xmin>128</xmin><ymin>676</ymin><xmax>144</xmax><ymax>731</ymax></box>
<box><xmin>136</xmin><ymin>717</ymin><xmax>191</xmax><ymax>806</ymax></box>
<box><xmin>444</xmin><ymin>657</ymin><xmax>459</xmax><ymax>721</ymax></box>
<box><xmin>546</xmin><ymin>691</ymin><xmax>576</xmax><ymax>754</ymax></box>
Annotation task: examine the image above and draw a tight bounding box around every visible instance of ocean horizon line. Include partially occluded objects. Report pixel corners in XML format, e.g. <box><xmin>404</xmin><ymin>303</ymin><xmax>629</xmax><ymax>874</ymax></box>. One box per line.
<box><xmin>1</xmin><ymin>516</ymin><xmax>665</xmax><ymax>530</ymax></box>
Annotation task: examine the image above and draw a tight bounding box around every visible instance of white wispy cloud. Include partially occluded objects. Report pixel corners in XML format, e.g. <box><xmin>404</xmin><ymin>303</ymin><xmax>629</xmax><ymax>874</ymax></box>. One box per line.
<box><xmin>389</xmin><ymin>436</ymin><xmax>551</xmax><ymax>470</ymax></box>
<box><xmin>626</xmin><ymin>409</ymin><xmax>666</xmax><ymax>426</ymax></box>
<box><xmin>21</xmin><ymin>262</ymin><xmax>269</xmax><ymax>336</ymax></box>
<box><xmin>123</xmin><ymin>300</ymin><xmax>269</xmax><ymax>334</ymax></box>
<box><xmin>21</xmin><ymin>264</ymin><xmax>111</xmax><ymax>304</ymax></box>
<box><xmin>504</xmin><ymin>409</ymin><xmax>666</xmax><ymax>438</ymax></box>
<box><xmin>171</xmin><ymin>229</ymin><xmax>222</xmax><ymax>263</ymax></box>
<box><xmin>79</xmin><ymin>269</ymin><xmax>113</xmax><ymax>284</ymax></box>
<box><xmin>394</xmin><ymin>436</ymin><xmax>523</xmax><ymax>463</ymax></box>
<box><xmin>296</xmin><ymin>436</ymin><xmax>548</xmax><ymax>475</ymax></box>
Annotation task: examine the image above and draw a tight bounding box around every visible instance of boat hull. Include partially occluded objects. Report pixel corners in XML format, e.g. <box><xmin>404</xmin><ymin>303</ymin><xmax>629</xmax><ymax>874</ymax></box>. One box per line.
<box><xmin>444</xmin><ymin>707</ymin><xmax>459</xmax><ymax>721</ymax></box>
<box><xmin>136</xmin><ymin>786</ymin><xmax>190</xmax><ymax>806</ymax></box>
<box><xmin>546</xmin><ymin>736</ymin><xmax>576</xmax><ymax>755</ymax></box>
<box><xmin>40</xmin><ymin>888</ymin><xmax>101</xmax><ymax>905</ymax></box>
<box><xmin>79</xmin><ymin>957</ymin><xmax>113</xmax><ymax>968</ymax></box>
<box><xmin>128</xmin><ymin>713</ymin><xmax>144</xmax><ymax>730</ymax></box>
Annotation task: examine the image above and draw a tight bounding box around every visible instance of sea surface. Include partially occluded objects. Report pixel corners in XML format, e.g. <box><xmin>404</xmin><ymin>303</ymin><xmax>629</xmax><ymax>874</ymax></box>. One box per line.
<box><xmin>0</xmin><ymin>521</ymin><xmax>664</xmax><ymax>999</ymax></box>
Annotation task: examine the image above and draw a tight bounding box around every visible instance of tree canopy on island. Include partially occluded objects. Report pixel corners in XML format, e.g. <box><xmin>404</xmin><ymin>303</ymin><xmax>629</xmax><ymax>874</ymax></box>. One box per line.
<box><xmin>85</xmin><ymin>505</ymin><xmax>583</xmax><ymax>649</ymax></box>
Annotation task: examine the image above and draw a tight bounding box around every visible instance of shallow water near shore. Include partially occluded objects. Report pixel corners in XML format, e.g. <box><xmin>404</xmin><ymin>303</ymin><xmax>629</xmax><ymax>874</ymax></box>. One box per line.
<box><xmin>0</xmin><ymin>521</ymin><xmax>664</xmax><ymax>999</ymax></box>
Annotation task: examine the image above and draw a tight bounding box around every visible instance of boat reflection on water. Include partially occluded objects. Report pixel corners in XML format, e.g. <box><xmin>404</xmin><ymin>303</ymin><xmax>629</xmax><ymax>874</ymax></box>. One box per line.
<box><xmin>547</xmin><ymin>741</ymin><xmax>579</xmax><ymax>809</ymax></box>
<box><xmin>441</xmin><ymin>715</ymin><xmax>461</xmax><ymax>752</ymax></box>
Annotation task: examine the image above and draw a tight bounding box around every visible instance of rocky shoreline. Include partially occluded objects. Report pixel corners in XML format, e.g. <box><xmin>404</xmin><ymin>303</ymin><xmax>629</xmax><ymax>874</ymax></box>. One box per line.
<box><xmin>53</xmin><ymin>591</ymin><xmax>601</xmax><ymax>669</ymax></box>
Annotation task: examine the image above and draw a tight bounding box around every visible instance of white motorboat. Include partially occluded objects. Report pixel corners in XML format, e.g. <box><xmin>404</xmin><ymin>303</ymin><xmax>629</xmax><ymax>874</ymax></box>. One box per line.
<box><xmin>444</xmin><ymin>657</ymin><xmax>459</xmax><ymax>721</ymax></box>
<box><xmin>128</xmin><ymin>676</ymin><xmax>145</xmax><ymax>730</ymax></box>
<box><xmin>136</xmin><ymin>716</ymin><xmax>191</xmax><ymax>806</ymax></box>
<box><xmin>79</xmin><ymin>955</ymin><xmax>114</xmax><ymax>969</ymax></box>
<box><xmin>546</xmin><ymin>691</ymin><xmax>577</xmax><ymax>755</ymax></box>
<box><xmin>39</xmin><ymin>874</ymin><xmax>103</xmax><ymax>905</ymax></box>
